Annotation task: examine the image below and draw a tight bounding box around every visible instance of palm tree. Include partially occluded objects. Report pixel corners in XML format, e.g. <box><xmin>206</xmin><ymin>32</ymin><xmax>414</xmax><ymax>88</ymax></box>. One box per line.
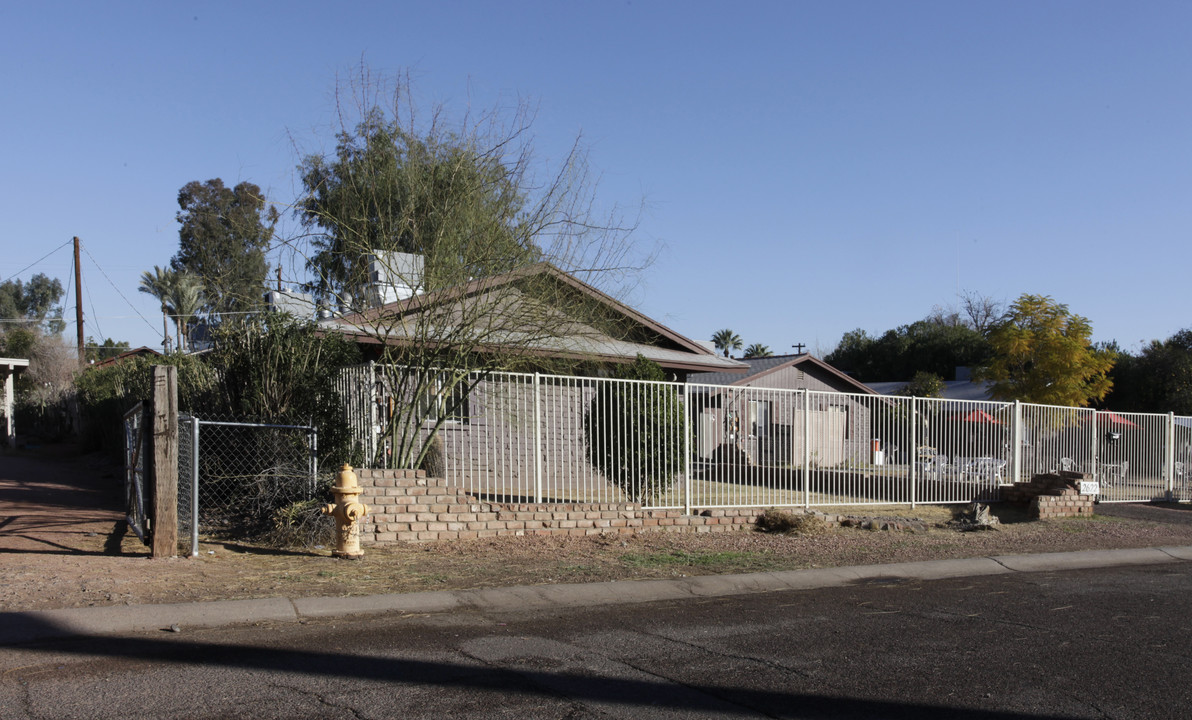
<box><xmin>743</xmin><ymin>343</ymin><xmax>772</xmax><ymax>359</ymax></box>
<box><xmin>165</xmin><ymin>273</ymin><xmax>204</xmax><ymax>353</ymax></box>
<box><xmin>711</xmin><ymin>328</ymin><xmax>742</xmax><ymax>358</ymax></box>
<box><xmin>139</xmin><ymin>267</ymin><xmax>205</xmax><ymax>353</ymax></box>
<box><xmin>139</xmin><ymin>266</ymin><xmax>175</xmax><ymax>353</ymax></box>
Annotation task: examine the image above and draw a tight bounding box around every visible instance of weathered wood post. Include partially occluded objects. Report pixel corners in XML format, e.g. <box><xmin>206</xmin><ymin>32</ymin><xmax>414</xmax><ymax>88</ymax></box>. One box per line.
<box><xmin>151</xmin><ymin>365</ymin><xmax>178</xmax><ymax>558</ymax></box>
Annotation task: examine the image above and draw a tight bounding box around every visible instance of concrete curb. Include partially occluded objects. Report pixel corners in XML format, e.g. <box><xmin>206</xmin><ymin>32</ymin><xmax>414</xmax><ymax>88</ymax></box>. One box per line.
<box><xmin>1</xmin><ymin>598</ymin><xmax>297</xmax><ymax>645</ymax></box>
<box><xmin>989</xmin><ymin>547</ymin><xmax>1179</xmax><ymax>572</ymax></box>
<box><xmin>3</xmin><ymin>546</ymin><xmax>1190</xmax><ymax>646</ymax></box>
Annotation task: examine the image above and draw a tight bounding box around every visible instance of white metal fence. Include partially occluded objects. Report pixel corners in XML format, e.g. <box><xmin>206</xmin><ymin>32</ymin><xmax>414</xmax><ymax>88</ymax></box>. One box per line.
<box><xmin>338</xmin><ymin>364</ymin><xmax>1192</xmax><ymax>510</ymax></box>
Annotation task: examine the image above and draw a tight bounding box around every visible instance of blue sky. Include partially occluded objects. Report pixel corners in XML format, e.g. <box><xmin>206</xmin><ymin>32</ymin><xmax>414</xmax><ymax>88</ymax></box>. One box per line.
<box><xmin>2</xmin><ymin>1</ymin><xmax>1189</xmax><ymax>360</ymax></box>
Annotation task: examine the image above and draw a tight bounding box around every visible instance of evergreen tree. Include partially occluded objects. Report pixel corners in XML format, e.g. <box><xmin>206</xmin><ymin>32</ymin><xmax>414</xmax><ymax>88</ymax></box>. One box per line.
<box><xmin>173</xmin><ymin>178</ymin><xmax>278</xmax><ymax>318</ymax></box>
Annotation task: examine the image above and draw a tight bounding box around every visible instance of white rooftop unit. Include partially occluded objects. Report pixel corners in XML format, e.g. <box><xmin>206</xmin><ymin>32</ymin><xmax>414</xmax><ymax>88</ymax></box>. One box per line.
<box><xmin>265</xmin><ymin>288</ymin><xmax>318</xmax><ymax>320</ymax></box>
<box><xmin>366</xmin><ymin>252</ymin><xmax>424</xmax><ymax>306</ymax></box>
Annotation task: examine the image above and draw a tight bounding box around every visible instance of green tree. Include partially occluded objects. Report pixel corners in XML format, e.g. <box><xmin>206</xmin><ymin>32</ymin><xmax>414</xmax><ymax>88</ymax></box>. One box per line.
<box><xmin>85</xmin><ymin>337</ymin><xmax>131</xmax><ymax>363</ymax></box>
<box><xmin>0</xmin><ymin>326</ymin><xmax>36</xmax><ymax>358</ymax></box>
<box><xmin>743</xmin><ymin>343</ymin><xmax>772</xmax><ymax>359</ymax></box>
<box><xmin>298</xmin><ymin>109</ymin><xmax>536</xmax><ymax>306</ymax></box>
<box><xmin>288</xmin><ymin>69</ymin><xmax>642</xmax><ymax>469</ymax></box>
<box><xmin>711</xmin><ymin>329</ymin><xmax>742</xmax><ymax>358</ymax></box>
<box><xmin>897</xmin><ymin>371</ymin><xmax>945</xmax><ymax>398</ymax></box>
<box><xmin>976</xmin><ymin>294</ymin><xmax>1114</xmax><ymax>406</ymax></box>
<box><xmin>1105</xmin><ymin>330</ymin><xmax>1192</xmax><ymax>414</ymax></box>
<box><xmin>173</xmin><ymin>178</ymin><xmax>278</xmax><ymax>317</ymax></box>
<box><xmin>584</xmin><ymin>355</ymin><xmax>686</xmax><ymax>502</ymax></box>
<box><xmin>826</xmin><ymin>319</ymin><xmax>991</xmax><ymax>382</ymax></box>
<box><xmin>202</xmin><ymin>316</ymin><xmax>361</xmax><ymax>467</ymax></box>
<box><xmin>0</xmin><ymin>273</ymin><xmax>65</xmax><ymax>334</ymax></box>
<box><xmin>75</xmin><ymin>353</ymin><xmax>218</xmax><ymax>456</ymax></box>
<box><xmin>825</xmin><ymin>328</ymin><xmax>876</xmax><ymax>376</ymax></box>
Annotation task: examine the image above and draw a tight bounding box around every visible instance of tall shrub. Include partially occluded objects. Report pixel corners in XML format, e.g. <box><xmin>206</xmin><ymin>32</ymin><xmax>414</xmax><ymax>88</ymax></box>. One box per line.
<box><xmin>75</xmin><ymin>353</ymin><xmax>217</xmax><ymax>456</ymax></box>
<box><xmin>584</xmin><ymin>356</ymin><xmax>686</xmax><ymax>503</ymax></box>
<box><xmin>202</xmin><ymin>316</ymin><xmax>361</xmax><ymax>468</ymax></box>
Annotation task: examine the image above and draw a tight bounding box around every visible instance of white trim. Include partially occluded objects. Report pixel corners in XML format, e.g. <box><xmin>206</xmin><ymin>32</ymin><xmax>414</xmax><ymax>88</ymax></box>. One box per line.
<box><xmin>2</xmin><ymin>358</ymin><xmax>30</xmax><ymax>448</ymax></box>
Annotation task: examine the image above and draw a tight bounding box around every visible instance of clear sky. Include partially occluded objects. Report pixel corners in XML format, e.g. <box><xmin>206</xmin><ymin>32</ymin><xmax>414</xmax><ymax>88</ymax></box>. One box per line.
<box><xmin>2</xmin><ymin>1</ymin><xmax>1189</xmax><ymax>359</ymax></box>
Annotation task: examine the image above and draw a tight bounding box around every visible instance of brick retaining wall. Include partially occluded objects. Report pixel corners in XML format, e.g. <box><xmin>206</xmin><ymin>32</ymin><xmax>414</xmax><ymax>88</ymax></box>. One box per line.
<box><xmin>1001</xmin><ymin>471</ymin><xmax>1095</xmax><ymax>519</ymax></box>
<box><xmin>354</xmin><ymin>468</ymin><xmax>959</xmax><ymax>544</ymax></box>
<box><xmin>355</xmin><ymin>468</ymin><xmax>770</xmax><ymax>543</ymax></box>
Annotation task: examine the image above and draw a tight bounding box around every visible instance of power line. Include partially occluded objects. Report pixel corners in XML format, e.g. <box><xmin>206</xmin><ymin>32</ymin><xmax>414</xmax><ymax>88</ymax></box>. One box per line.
<box><xmin>83</xmin><ymin>267</ymin><xmax>106</xmax><ymax>341</ymax></box>
<box><xmin>76</xmin><ymin>239</ymin><xmax>159</xmax><ymax>335</ymax></box>
<box><xmin>0</xmin><ymin>239</ymin><xmax>73</xmax><ymax>284</ymax></box>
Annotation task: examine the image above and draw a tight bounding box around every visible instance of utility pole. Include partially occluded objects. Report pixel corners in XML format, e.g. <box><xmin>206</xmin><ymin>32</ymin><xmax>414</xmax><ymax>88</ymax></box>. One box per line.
<box><xmin>74</xmin><ymin>237</ymin><xmax>84</xmax><ymax>366</ymax></box>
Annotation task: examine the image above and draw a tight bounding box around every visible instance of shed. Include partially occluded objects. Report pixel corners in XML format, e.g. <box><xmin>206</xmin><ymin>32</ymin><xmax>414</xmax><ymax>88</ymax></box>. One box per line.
<box><xmin>687</xmin><ymin>354</ymin><xmax>882</xmax><ymax>468</ymax></box>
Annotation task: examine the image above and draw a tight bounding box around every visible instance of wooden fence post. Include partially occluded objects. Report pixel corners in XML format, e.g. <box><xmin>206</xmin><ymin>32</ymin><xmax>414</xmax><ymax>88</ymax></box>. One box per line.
<box><xmin>151</xmin><ymin>365</ymin><xmax>178</xmax><ymax>558</ymax></box>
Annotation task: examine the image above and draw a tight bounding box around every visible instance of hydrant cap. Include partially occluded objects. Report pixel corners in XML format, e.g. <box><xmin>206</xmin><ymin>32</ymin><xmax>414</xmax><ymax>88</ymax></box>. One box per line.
<box><xmin>338</xmin><ymin>463</ymin><xmax>358</xmax><ymax>489</ymax></box>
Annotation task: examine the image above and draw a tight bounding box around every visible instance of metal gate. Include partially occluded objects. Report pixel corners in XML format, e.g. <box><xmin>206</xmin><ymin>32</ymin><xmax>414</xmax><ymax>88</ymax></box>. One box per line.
<box><xmin>122</xmin><ymin>402</ymin><xmax>150</xmax><ymax>544</ymax></box>
<box><xmin>177</xmin><ymin>416</ymin><xmax>318</xmax><ymax>556</ymax></box>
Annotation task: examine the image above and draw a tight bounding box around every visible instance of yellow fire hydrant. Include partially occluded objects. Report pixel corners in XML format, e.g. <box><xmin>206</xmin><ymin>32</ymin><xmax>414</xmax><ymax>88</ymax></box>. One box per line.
<box><xmin>323</xmin><ymin>464</ymin><xmax>369</xmax><ymax>559</ymax></box>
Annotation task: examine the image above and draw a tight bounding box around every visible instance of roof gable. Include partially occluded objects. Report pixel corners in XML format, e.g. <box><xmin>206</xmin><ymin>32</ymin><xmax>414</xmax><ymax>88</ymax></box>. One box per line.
<box><xmin>324</xmin><ymin>262</ymin><xmax>748</xmax><ymax>373</ymax></box>
<box><xmin>691</xmin><ymin>354</ymin><xmax>877</xmax><ymax>394</ymax></box>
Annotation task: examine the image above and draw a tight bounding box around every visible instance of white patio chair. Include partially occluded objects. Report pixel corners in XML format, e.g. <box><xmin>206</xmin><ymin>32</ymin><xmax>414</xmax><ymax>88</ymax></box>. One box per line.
<box><xmin>964</xmin><ymin>457</ymin><xmax>1006</xmax><ymax>484</ymax></box>
<box><xmin>923</xmin><ymin>454</ymin><xmax>949</xmax><ymax>479</ymax></box>
<box><xmin>1100</xmin><ymin>460</ymin><xmax>1128</xmax><ymax>486</ymax></box>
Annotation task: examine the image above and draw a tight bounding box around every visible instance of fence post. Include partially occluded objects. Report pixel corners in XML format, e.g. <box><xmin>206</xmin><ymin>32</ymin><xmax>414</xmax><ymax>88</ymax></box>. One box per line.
<box><xmin>150</xmin><ymin>365</ymin><xmax>178</xmax><ymax>558</ymax></box>
<box><xmin>310</xmin><ymin>427</ymin><xmax>319</xmax><ymax>497</ymax></box>
<box><xmin>190</xmin><ymin>417</ymin><xmax>199</xmax><ymax>557</ymax></box>
<box><xmin>1011</xmin><ymin>400</ymin><xmax>1023</xmax><ymax>487</ymax></box>
<box><xmin>802</xmin><ymin>389</ymin><xmax>811</xmax><ymax>509</ymax></box>
<box><xmin>533</xmin><ymin>372</ymin><xmax>542</xmax><ymax>504</ymax></box>
<box><xmin>683</xmin><ymin>382</ymin><xmax>692</xmax><ymax>516</ymax></box>
<box><xmin>367</xmin><ymin>361</ymin><xmax>377</xmax><ymax>466</ymax></box>
<box><xmin>1167</xmin><ymin>412</ymin><xmax>1176</xmax><ymax>501</ymax></box>
<box><xmin>909</xmin><ymin>397</ymin><xmax>917</xmax><ymax>509</ymax></box>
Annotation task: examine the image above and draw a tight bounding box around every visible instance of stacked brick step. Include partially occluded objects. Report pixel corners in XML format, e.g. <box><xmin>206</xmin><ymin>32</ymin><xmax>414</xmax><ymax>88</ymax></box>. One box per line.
<box><xmin>1001</xmin><ymin>470</ymin><xmax>1095</xmax><ymax>519</ymax></box>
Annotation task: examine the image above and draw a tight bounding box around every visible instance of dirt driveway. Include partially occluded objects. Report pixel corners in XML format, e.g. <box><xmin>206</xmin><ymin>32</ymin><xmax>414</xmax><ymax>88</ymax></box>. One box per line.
<box><xmin>0</xmin><ymin>446</ymin><xmax>128</xmax><ymax>554</ymax></box>
<box><xmin>4</xmin><ymin>445</ymin><xmax>1192</xmax><ymax>614</ymax></box>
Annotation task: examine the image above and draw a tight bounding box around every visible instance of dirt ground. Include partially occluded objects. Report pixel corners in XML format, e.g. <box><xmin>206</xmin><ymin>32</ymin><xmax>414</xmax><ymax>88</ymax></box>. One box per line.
<box><xmin>4</xmin><ymin>444</ymin><xmax>1192</xmax><ymax>613</ymax></box>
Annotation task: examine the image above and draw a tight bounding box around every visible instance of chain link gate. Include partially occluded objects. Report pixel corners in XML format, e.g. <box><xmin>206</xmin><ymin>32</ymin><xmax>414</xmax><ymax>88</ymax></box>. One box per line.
<box><xmin>122</xmin><ymin>402</ymin><xmax>150</xmax><ymax>544</ymax></box>
<box><xmin>177</xmin><ymin>416</ymin><xmax>318</xmax><ymax>556</ymax></box>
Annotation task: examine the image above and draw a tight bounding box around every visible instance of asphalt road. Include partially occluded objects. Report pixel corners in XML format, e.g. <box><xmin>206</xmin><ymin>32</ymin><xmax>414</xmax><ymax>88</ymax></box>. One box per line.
<box><xmin>2</xmin><ymin>562</ymin><xmax>1190</xmax><ymax>719</ymax></box>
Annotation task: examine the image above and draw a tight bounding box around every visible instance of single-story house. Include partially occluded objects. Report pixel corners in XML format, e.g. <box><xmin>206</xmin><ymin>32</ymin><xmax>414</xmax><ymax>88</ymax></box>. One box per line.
<box><xmin>318</xmin><ymin>257</ymin><xmax>748</xmax><ymax>478</ymax></box>
<box><xmin>87</xmin><ymin>347</ymin><xmax>162</xmax><ymax>369</ymax></box>
<box><xmin>320</xmin><ymin>258</ymin><xmax>748</xmax><ymax>380</ymax></box>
